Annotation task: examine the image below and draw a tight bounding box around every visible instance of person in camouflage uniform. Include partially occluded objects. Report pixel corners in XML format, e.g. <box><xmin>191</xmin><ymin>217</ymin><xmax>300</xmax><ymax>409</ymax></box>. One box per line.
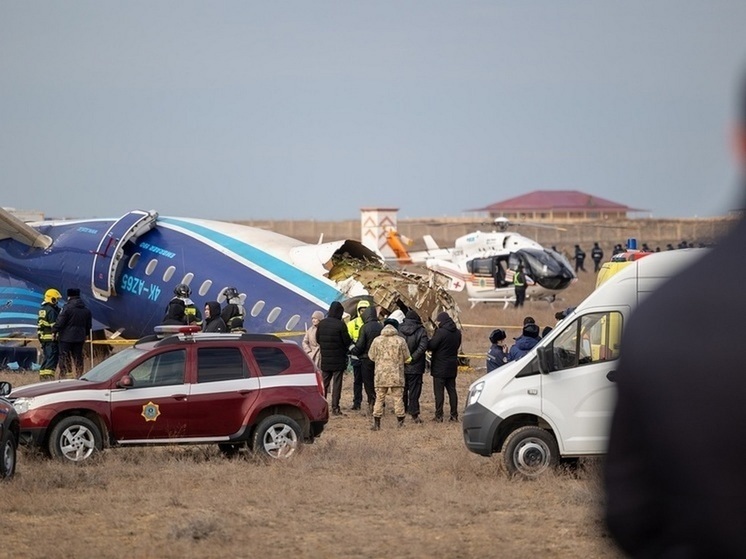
<box><xmin>367</xmin><ymin>321</ymin><xmax>411</xmax><ymax>430</ymax></box>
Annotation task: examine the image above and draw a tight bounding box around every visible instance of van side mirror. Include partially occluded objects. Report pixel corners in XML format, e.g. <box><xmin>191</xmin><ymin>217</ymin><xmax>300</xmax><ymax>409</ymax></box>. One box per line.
<box><xmin>0</xmin><ymin>381</ymin><xmax>11</xmax><ymax>397</ymax></box>
<box><xmin>536</xmin><ymin>346</ymin><xmax>554</xmax><ymax>374</ymax></box>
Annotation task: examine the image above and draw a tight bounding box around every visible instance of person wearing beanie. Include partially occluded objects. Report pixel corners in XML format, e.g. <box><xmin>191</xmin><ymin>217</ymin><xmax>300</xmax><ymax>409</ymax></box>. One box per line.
<box><xmin>302</xmin><ymin>310</ymin><xmax>324</xmax><ymax>368</ymax></box>
<box><xmin>427</xmin><ymin>311</ymin><xmax>462</xmax><ymax>422</ymax></box>
<box><xmin>399</xmin><ymin>309</ymin><xmax>429</xmax><ymax>423</ymax></box>
<box><xmin>52</xmin><ymin>287</ymin><xmax>92</xmax><ymax>379</ymax></box>
<box><xmin>507</xmin><ymin>323</ymin><xmax>540</xmax><ymax>362</ymax></box>
<box><xmin>486</xmin><ymin>328</ymin><xmax>507</xmax><ymax>372</ymax></box>
<box><xmin>315</xmin><ymin>301</ymin><xmax>351</xmax><ymax>415</ymax></box>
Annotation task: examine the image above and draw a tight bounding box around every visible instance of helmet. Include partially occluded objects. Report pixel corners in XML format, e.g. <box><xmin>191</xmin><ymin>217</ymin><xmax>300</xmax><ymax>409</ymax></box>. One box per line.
<box><xmin>223</xmin><ymin>287</ymin><xmax>239</xmax><ymax>300</ymax></box>
<box><xmin>174</xmin><ymin>283</ymin><xmax>191</xmax><ymax>297</ymax></box>
<box><xmin>44</xmin><ymin>288</ymin><xmax>62</xmax><ymax>304</ymax></box>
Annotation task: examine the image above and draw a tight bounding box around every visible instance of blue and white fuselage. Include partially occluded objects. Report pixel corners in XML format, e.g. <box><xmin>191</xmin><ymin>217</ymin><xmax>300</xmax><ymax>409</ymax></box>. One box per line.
<box><xmin>0</xmin><ymin>210</ymin><xmax>377</xmax><ymax>339</ymax></box>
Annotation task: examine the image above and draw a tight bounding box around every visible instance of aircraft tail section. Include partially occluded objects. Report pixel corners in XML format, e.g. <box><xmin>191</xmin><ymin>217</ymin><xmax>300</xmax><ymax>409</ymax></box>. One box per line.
<box><xmin>423</xmin><ymin>235</ymin><xmax>440</xmax><ymax>251</ymax></box>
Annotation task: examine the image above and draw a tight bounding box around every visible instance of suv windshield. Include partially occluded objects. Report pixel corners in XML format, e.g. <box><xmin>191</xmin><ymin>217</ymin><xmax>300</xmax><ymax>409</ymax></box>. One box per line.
<box><xmin>81</xmin><ymin>347</ymin><xmax>149</xmax><ymax>382</ymax></box>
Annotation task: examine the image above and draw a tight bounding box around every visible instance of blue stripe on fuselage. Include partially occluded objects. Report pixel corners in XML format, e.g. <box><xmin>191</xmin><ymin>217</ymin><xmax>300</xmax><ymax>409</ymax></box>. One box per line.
<box><xmin>159</xmin><ymin>218</ymin><xmax>341</xmax><ymax>304</ymax></box>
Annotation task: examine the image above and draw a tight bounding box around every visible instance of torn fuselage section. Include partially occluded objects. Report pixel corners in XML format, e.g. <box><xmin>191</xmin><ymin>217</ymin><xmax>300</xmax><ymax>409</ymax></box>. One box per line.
<box><xmin>328</xmin><ymin>254</ymin><xmax>460</xmax><ymax>336</ymax></box>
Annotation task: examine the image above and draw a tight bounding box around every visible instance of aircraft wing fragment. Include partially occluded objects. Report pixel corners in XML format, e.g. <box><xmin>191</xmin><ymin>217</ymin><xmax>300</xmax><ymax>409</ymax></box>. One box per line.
<box><xmin>0</xmin><ymin>207</ymin><xmax>52</xmax><ymax>249</ymax></box>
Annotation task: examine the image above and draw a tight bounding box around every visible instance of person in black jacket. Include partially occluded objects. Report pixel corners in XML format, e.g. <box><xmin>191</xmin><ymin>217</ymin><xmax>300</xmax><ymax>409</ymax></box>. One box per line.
<box><xmin>203</xmin><ymin>301</ymin><xmax>228</xmax><ymax>332</ymax></box>
<box><xmin>316</xmin><ymin>301</ymin><xmax>352</xmax><ymax>416</ymax></box>
<box><xmin>53</xmin><ymin>288</ymin><xmax>92</xmax><ymax>379</ymax></box>
<box><xmin>427</xmin><ymin>311</ymin><xmax>462</xmax><ymax>422</ymax></box>
<box><xmin>399</xmin><ymin>309</ymin><xmax>429</xmax><ymax>423</ymax></box>
<box><xmin>591</xmin><ymin>242</ymin><xmax>604</xmax><ymax>272</ymax></box>
<box><xmin>351</xmin><ymin>306</ymin><xmax>383</xmax><ymax>412</ymax></box>
<box><xmin>604</xmin><ymin>72</ymin><xmax>746</xmax><ymax>557</ymax></box>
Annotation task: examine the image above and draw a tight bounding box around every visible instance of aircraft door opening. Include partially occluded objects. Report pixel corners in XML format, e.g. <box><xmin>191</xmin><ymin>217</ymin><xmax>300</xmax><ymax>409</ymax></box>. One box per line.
<box><xmin>91</xmin><ymin>210</ymin><xmax>159</xmax><ymax>301</ymax></box>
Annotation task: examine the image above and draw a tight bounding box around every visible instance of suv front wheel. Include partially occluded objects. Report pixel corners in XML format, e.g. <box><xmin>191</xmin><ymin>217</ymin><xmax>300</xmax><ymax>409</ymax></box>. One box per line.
<box><xmin>253</xmin><ymin>415</ymin><xmax>302</xmax><ymax>459</ymax></box>
<box><xmin>49</xmin><ymin>416</ymin><xmax>103</xmax><ymax>462</ymax></box>
<box><xmin>1</xmin><ymin>430</ymin><xmax>17</xmax><ymax>478</ymax></box>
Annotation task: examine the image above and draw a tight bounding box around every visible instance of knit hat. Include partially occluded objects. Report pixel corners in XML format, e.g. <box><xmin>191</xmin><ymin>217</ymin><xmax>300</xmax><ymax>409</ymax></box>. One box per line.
<box><xmin>66</xmin><ymin>288</ymin><xmax>80</xmax><ymax>297</ymax></box>
<box><xmin>311</xmin><ymin>310</ymin><xmax>324</xmax><ymax>320</ymax></box>
<box><xmin>522</xmin><ymin>323</ymin><xmax>540</xmax><ymax>339</ymax></box>
<box><xmin>383</xmin><ymin>318</ymin><xmax>399</xmax><ymax>329</ymax></box>
<box><xmin>436</xmin><ymin>311</ymin><xmax>450</xmax><ymax>323</ymax></box>
<box><xmin>489</xmin><ymin>329</ymin><xmax>506</xmax><ymax>343</ymax></box>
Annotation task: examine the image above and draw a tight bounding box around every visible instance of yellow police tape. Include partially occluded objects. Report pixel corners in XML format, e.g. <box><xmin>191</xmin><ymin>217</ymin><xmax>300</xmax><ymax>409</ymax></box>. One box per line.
<box><xmin>2</xmin><ymin>324</ymin><xmax>506</xmax><ymax>359</ymax></box>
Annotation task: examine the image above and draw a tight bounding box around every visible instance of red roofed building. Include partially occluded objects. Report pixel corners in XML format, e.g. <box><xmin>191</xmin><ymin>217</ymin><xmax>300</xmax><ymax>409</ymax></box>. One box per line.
<box><xmin>469</xmin><ymin>190</ymin><xmax>646</xmax><ymax>221</ymax></box>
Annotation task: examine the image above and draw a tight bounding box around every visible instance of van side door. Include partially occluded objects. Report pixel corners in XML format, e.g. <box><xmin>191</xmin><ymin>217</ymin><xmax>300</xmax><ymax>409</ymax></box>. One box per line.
<box><xmin>540</xmin><ymin>309</ymin><xmax>626</xmax><ymax>454</ymax></box>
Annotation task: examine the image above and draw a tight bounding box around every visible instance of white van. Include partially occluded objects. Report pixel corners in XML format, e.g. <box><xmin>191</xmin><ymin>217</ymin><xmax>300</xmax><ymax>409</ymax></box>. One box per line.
<box><xmin>462</xmin><ymin>248</ymin><xmax>706</xmax><ymax>477</ymax></box>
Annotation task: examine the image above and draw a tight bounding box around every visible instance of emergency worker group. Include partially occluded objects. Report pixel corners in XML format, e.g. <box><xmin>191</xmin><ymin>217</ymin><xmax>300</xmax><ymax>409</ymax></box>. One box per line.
<box><xmin>308</xmin><ymin>300</ymin><xmax>463</xmax><ymax>429</ymax></box>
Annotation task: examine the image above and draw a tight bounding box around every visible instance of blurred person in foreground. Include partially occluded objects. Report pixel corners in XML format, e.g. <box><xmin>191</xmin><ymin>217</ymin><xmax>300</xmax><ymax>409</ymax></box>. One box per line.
<box><xmin>604</xmin><ymin>73</ymin><xmax>746</xmax><ymax>557</ymax></box>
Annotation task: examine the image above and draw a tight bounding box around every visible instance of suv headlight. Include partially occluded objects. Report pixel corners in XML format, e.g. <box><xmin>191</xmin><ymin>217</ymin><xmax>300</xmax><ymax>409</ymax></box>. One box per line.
<box><xmin>467</xmin><ymin>381</ymin><xmax>485</xmax><ymax>406</ymax></box>
<box><xmin>13</xmin><ymin>397</ymin><xmax>31</xmax><ymax>415</ymax></box>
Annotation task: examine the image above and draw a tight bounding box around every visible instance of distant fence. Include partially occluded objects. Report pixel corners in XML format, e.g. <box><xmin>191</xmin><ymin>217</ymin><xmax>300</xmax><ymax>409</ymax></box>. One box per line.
<box><xmin>235</xmin><ymin>217</ymin><xmax>737</xmax><ymax>251</ymax></box>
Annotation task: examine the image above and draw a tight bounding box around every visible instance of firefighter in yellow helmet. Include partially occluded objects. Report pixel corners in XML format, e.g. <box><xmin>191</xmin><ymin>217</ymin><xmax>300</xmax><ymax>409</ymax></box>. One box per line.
<box><xmin>37</xmin><ymin>288</ymin><xmax>62</xmax><ymax>381</ymax></box>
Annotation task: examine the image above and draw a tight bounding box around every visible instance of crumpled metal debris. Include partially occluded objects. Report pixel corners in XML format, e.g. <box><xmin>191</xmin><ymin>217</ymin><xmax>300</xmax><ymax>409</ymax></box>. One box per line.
<box><xmin>329</xmin><ymin>256</ymin><xmax>461</xmax><ymax>336</ymax></box>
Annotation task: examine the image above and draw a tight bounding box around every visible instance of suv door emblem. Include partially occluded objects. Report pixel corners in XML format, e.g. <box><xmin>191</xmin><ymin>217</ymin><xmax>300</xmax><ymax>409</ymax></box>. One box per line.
<box><xmin>141</xmin><ymin>402</ymin><xmax>161</xmax><ymax>422</ymax></box>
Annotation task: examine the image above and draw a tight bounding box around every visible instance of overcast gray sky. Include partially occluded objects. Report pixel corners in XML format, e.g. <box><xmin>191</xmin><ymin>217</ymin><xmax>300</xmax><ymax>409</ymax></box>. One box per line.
<box><xmin>2</xmin><ymin>1</ymin><xmax>745</xmax><ymax>222</ymax></box>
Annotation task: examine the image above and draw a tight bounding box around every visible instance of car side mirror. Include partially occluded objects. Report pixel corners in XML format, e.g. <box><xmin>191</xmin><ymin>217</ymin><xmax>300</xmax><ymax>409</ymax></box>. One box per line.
<box><xmin>117</xmin><ymin>375</ymin><xmax>134</xmax><ymax>388</ymax></box>
<box><xmin>0</xmin><ymin>381</ymin><xmax>11</xmax><ymax>397</ymax></box>
<box><xmin>536</xmin><ymin>346</ymin><xmax>553</xmax><ymax>374</ymax></box>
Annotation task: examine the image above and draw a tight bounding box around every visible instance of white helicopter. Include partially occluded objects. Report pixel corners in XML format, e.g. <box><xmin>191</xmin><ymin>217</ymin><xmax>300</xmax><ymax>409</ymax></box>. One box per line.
<box><xmin>407</xmin><ymin>217</ymin><xmax>577</xmax><ymax>308</ymax></box>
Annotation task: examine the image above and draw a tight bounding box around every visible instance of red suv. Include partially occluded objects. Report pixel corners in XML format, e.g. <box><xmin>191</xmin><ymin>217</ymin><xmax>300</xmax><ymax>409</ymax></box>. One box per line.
<box><xmin>9</xmin><ymin>329</ymin><xmax>328</xmax><ymax>462</ymax></box>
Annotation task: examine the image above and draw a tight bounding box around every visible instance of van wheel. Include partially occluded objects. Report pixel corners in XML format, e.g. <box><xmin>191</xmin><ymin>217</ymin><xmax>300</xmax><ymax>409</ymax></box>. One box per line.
<box><xmin>502</xmin><ymin>426</ymin><xmax>559</xmax><ymax>478</ymax></box>
<box><xmin>253</xmin><ymin>415</ymin><xmax>302</xmax><ymax>459</ymax></box>
<box><xmin>48</xmin><ymin>416</ymin><xmax>103</xmax><ymax>462</ymax></box>
<box><xmin>0</xmin><ymin>430</ymin><xmax>17</xmax><ymax>479</ymax></box>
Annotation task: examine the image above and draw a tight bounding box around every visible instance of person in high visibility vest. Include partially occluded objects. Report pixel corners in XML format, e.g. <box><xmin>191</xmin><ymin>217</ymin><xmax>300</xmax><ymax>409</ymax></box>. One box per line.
<box><xmin>513</xmin><ymin>264</ymin><xmax>527</xmax><ymax>307</ymax></box>
<box><xmin>346</xmin><ymin>299</ymin><xmax>371</xmax><ymax>410</ymax></box>
<box><xmin>37</xmin><ymin>288</ymin><xmax>62</xmax><ymax>381</ymax></box>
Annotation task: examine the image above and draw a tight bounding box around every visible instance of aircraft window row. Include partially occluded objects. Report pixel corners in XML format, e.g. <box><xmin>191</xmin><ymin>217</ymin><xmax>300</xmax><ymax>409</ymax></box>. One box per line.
<box><xmin>163</xmin><ymin>265</ymin><xmax>176</xmax><ymax>282</ymax></box>
<box><xmin>127</xmin><ymin>252</ymin><xmax>302</xmax><ymax>331</ymax></box>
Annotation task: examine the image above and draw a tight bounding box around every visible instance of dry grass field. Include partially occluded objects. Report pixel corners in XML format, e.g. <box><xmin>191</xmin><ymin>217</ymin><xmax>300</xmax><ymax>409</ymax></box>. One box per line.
<box><xmin>0</xmin><ymin>269</ymin><xmax>624</xmax><ymax>559</ymax></box>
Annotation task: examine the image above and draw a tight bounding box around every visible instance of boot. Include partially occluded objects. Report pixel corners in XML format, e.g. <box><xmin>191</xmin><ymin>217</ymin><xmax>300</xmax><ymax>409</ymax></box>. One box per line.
<box><xmin>411</xmin><ymin>414</ymin><xmax>423</xmax><ymax>424</ymax></box>
<box><xmin>397</xmin><ymin>416</ymin><xmax>405</xmax><ymax>428</ymax></box>
<box><xmin>370</xmin><ymin>417</ymin><xmax>381</xmax><ymax>431</ymax></box>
